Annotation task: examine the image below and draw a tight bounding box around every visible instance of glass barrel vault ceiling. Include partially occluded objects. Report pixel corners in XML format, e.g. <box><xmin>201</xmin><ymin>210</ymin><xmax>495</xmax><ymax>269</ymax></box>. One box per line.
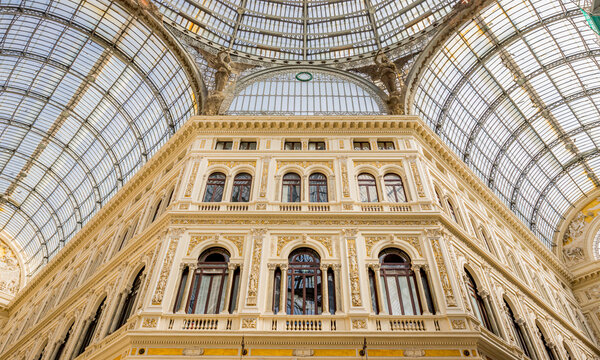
<box><xmin>0</xmin><ymin>0</ymin><xmax>197</xmax><ymax>275</ymax></box>
<box><xmin>155</xmin><ymin>0</ymin><xmax>457</xmax><ymax>62</ymax></box>
<box><xmin>412</xmin><ymin>0</ymin><xmax>600</xmax><ymax>248</ymax></box>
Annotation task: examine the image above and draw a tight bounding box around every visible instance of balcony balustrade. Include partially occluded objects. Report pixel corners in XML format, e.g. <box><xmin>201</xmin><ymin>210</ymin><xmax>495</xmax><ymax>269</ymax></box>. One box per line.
<box><xmin>178</xmin><ymin>201</ymin><xmax>434</xmax><ymax>213</ymax></box>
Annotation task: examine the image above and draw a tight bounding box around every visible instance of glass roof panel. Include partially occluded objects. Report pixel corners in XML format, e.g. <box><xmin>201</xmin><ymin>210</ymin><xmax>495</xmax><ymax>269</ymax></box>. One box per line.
<box><xmin>0</xmin><ymin>0</ymin><xmax>197</xmax><ymax>276</ymax></box>
<box><xmin>157</xmin><ymin>0</ymin><xmax>458</xmax><ymax>63</ymax></box>
<box><xmin>413</xmin><ymin>0</ymin><xmax>600</xmax><ymax>248</ymax></box>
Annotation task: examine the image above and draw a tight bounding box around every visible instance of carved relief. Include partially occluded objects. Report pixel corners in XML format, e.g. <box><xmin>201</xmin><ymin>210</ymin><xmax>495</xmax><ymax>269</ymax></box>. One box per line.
<box><xmin>403</xmin><ymin>236</ymin><xmax>423</xmax><ymax>257</ymax></box>
<box><xmin>246</xmin><ymin>238</ymin><xmax>263</xmax><ymax>306</ymax></box>
<box><xmin>137</xmin><ymin>244</ymin><xmax>160</xmax><ymax>311</ymax></box>
<box><xmin>259</xmin><ymin>158</ymin><xmax>270</xmax><ymax>197</ymax></box>
<box><xmin>563</xmin><ymin>247</ymin><xmax>584</xmax><ymax>264</ymax></box>
<box><xmin>152</xmin><ymin>237</ymin><xmax>179</xmax><ymax>305</ymax></box>
<box><xmin>142</xmin><ymin>318</ymin><xmax>157</xmax><ymax>328</ymax></box>
<box><xmin>0</xmin><ymin>239</ymin><xmax>20</xmax><ymax>296</ymax></box>
<box><xmin>365</xmin><ymin>236</ymin><xmax>389</xmax><ymax>257</ymax></box>
<box><xmin>276</xmin><ymin>160</ymin><xmax>333</xmax><ymax>171</ymax></box>
<box><xmin>340</xmin><ymin>160</ymin><xmax>350</xmax><ymax>197</ymax></box>
<box><xmin>404</xmin><ymin>350</ymin><xmax>425</xmax><ymax>357</ymax></box>
<box><xmin>353</xmin><ymin>160</ymin><xmax>404</xmax><ymax>168</ymax></box>
<box><xmin>312</xmin><ymin>236</ymin><xmax>333</xmax><ymax>257</ymax></box>
<box><xmin>207</xmin><ymin>160</ymin><xmax>256</xmax><ymax>169</ymax></box>
<box><xmin>173</xmin><ymin>218</ymin><xmax>438</xmax><ymax>227</ymax></box>
<box><xmin>352</xmin><ymin>319</ymin><xmax>367</xmax><ymax>329</ymax></box>
<box><xmin>242</xmin><ymin>318</ymin><xmax>257</xmax><ymax>329</ymax></box>
<box><xmin>183</xmin><ymin>161</ymin><xmax>200</xmax><ymax>197</ymax></box>
<box><xmin>277</xmin><ymin>235</ymin><xmax>300</xmax><ymax>256</ymax></box>
<box><xmin>223</xmin><ymin>235</ymin><xmax>244</xmax><ymax>257</ymax></box>
<box><xmin>451</xmin><ymin>319</ymin><xmax>466</xmax><ymax>329</ymax></box>
<box><xmin>347</xmin><ymin>238</ymin><xmax>362</xmax><ymax>307</ymax></box>
<box><xmin>431</xmin><ymin>237</ymin><xmax>457</xmax><ymax>307</ymax></box>
<box><xmin>410</xmin><ymin>161</ymin><xmax>425</xmax><ymax>197</ymax></box>
<box><xmin>187</xmin><ymin>235</ymin><xmax>214</xmax><ymax>256</ymax></box>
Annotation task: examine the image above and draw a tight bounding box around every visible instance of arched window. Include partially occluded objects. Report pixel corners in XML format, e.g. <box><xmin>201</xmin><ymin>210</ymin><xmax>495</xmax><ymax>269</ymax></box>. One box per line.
<box><xmin>231</xmin><ymin>173</ymin><xmax>252</xmax><ymax>202</ymax></box>
<box><xmin>165</xmin><ymin>187</ymin><xmax>175</xmax><ymax>207</ymax></box>
<box><xmin>115</xmin><ymin>267</ymin><xmax>144</xmax><ymax>331</ymax></box>
<box><xmin>447</xmin><ymin>199</ymin><xmax>459</xmax><ymax>223</ymax></box>
<box><xmin>504</xmin><ymin>300</ymin><xmax>531</xmax><ymax>358</ymax></box>
<box><xmin>150</xmin><ymin>198</ymin><xmax>163</xmax><ymax>222</ymax></box>
<box><xmin>116</xmin><ymin>226</ymin><xmax>130</xmax><ymax>253</ymax></box>
<box><xmin>537</xmin><ymin>324</ymin><xmax>558</xmax><ymax>360</ymax></box>
<box><xmin>173</xmin><ymin>266</ymin><xmax>189</xmax><ymax>313</ymax></box>
<box><xmin>203</xmin><ymin>172</ymin><xmax>226</xmax><ymax>202</ymax></box>
<box><xmin>51</xmin><ymin>322</ymin><xmax>73</xmax><ymax>360</ymax></box>
<box><xmin>76</xmin><ymin>297</ymin><xmax>106</xmax><ymax>356</ymax></box>
<box><xmin>434</xmin><ymin>187</ymin><xmax>443</xmax><ymax>207</ymax></box>
<box><xmin>286</xmin><ymin>248</ymin><xmax>322</xmax><ymax>315</ymax></box>
<box><xmin>384</xmin><ymin>173</ymin><xmax>407</xmax><ymax>202</ymax></box>
<box><xmin>464</xmin><ymin>269</ymin><xmax>492</xmax><ymax>331</ymax></box>
<box><xmin>309</xmin><ymin>173</ymin><xmax>328</xmax><ymax>202</ymax></box>
<box><xmin>282</xmin><ymin>173</ymin><xmax>301</xmax><ymax>202</ymax></box>
<box><xmin>378</xmin><ymin>249</ymin><xmax>421</xmax><ymax>315</ymax></box>
<box><xmin>273</xmin><ymin>267</ymin><xmax>282</xmax><ymax>313</ymax></box>
<box><xmin>358</xmin><ymin>173</ymin><xmax>378</xmax><ymax>202</ymax></box>
<box><xmin>187</xmin><ymin>248</ymin><xmax>230</xmax><ymax>314</ymax></box>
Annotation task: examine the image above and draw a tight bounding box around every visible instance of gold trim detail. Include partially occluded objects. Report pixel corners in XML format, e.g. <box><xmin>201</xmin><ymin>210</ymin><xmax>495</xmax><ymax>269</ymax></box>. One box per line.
<box><xmin>187</xmin><ymin>235</ymin><xmax>214</xmax><ymax>256</ymax></box>
<box><xmin>276</xmin><ymin>160</ymin><xmax>333</xmax><ymax>171</ymax></box>
<box><xmin>208</xmin><ymin>160</ymin><xmax>256</xmax><ymax>168</ymax></box>
<box><xmin>431</xmin><ymin>238</ymin><xmax>456</xmax><ymax>307</ymax></box>
<box><xmin>246</xmin><ymin>238</ymin><xmax>263</xmax><ymax>306</ymax></box>
<box><xmin>347</xmin><ymin>238</ymin><xmax>362</xmax><ymax>307</ymax></box>
<box><xmin>410</xmin><ymin>161</ymin><xmax>425</xmax><ymax>197</ymax></box>
<box><xmin>183</xmin><ymin>162</ymin><xmax>200</xmax><ymax>197</ymax></box>
<box><xmin>152</xmin><ymin>237</ymin><xmax>178</xmax><ymax>305</ymax></box>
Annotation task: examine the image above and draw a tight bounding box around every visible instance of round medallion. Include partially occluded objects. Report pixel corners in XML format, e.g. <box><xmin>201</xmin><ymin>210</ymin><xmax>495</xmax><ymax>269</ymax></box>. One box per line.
<box><xmin>295</xmin><ymin>72</ymin><xmax>313</xmax><ymax>82</ymax></box>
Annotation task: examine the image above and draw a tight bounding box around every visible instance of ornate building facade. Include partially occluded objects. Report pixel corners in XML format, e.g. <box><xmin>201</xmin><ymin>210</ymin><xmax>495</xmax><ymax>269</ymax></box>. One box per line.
<box><xmin>0</xmin><ymin>116</ymin><xmax>598</xmax><ymax>360</ymax></box>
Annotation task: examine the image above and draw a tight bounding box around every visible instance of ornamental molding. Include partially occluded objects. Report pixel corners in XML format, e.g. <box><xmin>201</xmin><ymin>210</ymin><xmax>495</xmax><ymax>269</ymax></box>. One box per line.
<box><xmin>246</xmin><ymin>238</ymin><xmax>263</xmax><ymax>306</ymax></box>
<box><xmin>431</xmin><ymin>237</ymin><xmax>457</xmax><ymax>307</ymax></box>
<box><xmin>187</xmin><ymin>234</ymin><xmax>244</xmax><ymax>258</ymax></box>
<box><xmin>207</xmin><ymin>160</ymin><xmax>256</xmax><ymax>169</ymax></box>
<box><xmin>409</xmin><ymin>161</ymin><xmax>426</xmax><ymax>197</ymax></box>
<box><xmin>183</xmin><ymin>161</ymin><xmax>200</xmax><ymax>198</ymax></box>
<box><xmin>352</xmin><ymin>160</ymin><xmax>404</xmax><ymax>169</ymax></box>
<box><xmin>347</xmin><ymin>238</ymin><xmax>362</xmax><ymax>307</ymax></box>
<box><xmin>151</xmin><ymin>238</ymin><xmax>178</xmax><ymax>305</ymax></box>
<box><xmin>276</xmin><ymin>160</ymin><xmax>334</xmax><ymax>172</ymax></box>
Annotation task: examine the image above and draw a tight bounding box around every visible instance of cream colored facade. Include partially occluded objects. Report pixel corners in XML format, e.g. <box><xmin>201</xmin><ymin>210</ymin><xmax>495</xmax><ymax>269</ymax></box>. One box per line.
<box><xmin>0</xmin><ymin>116</ymin><xmax>598</xmax><ymax>360</ymax></box>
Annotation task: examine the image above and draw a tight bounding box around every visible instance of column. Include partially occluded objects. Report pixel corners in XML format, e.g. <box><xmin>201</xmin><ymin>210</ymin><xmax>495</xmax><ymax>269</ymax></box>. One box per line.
<box><xmin>412</xmin><ymin>265</ymin><xmax>431</xmax><ymax>315</ymax></box>
<box><xmin>321</xmin><ymin>265</ymin><xmax>329</xmax><ymax>315</ymax></box>
<box><xmin>302</xmin><ymin>175</ymin><xmax>308</xmax><ymax>202</ymax></box>
<box><xmin>372</xmin><ymin>264</ymin><xmax>387</xmax><ymax>315</ymax></box>
<box><xmin>107</xmin><ymin>289</ymin><xmax>128</xmax><ymax>334</ymax></box>
<box><xmin>479</xmin><ymin>291</ymin><xmax>500</xmax><ymax>336</ymax></box>
<box><xmin>265</xmin><ymin>264</ymin><xmax>277</xmax><ymax>314</ymax></box>
<box><xmin>517</xmin><ymin>319</ymin><xmax>539</xmax><ymax>360</ymax></box>
<box><xmin>548</xmin><ymin>342</ymin><xmax>560</xmax><ymax>360</ymax></box>
<box><xmin>421</xmin><ymin>265</ymin><xmax>439</xmax><ymax>314</ymax></box>
<box><xmin>332</xmin><ymin>264</ymin><xmax>343</xmax><ymax>314</ymax></box>
<box><xmin>69</xmin><ymin>318</ymin><xmax>90</xmax><ymax>358</ymax></box>
<box><xmin>278</xmin><ymin>264</ymin><xmax>288</xmax><ymax>315</ymax></box>
<box><xmin>221</xmin><ymin>264</ymin><xmax>237</xmax><ymax>314</ymax></box>
<box><xmin>46</xmin><ymin>340</ymin><xmax>62</xmax><ymax>360</ymax></box>
<box><xmin>274</xmin><ymin>175</ymin><xmax>282</xmax><ymax>202</ymax></box>
<box><xmin>179</xmin><ymin>264</ymin><xmax>196</xmax><ymax>313</ymax></box>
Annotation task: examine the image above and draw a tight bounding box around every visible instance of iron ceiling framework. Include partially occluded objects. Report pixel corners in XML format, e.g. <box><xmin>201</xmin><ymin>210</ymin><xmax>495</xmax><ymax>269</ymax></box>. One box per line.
<box><xmin>155</xmin><ymin>0</ymin><xmax>457</xmax><ymax>64</ymax></box>
<box><xmin>0</xmin><ymin>0</ymin><xmax>201</xmax><ymax>275</ymax></box>
<box><xmin>411</xmin><ymin>0</ymin><xmax>600</xmax><ymax>248</ymax></box>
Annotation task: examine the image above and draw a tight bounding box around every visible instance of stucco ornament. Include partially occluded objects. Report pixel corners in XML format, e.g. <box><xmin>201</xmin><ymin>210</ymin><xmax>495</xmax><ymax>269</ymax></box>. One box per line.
<box><xmin>563</xmin><ymin>246</ymin><xmax>585</xmax><ymax>264</ymax></box>
<box><xmin>0</xmin><ymin>239</ymin><xmax>20</xmax><ymax>296</ymax></box>
<box><xmin>564</xmin><ymin>212</ymin><xmax>586</xmax><ymax>245</ymax></box>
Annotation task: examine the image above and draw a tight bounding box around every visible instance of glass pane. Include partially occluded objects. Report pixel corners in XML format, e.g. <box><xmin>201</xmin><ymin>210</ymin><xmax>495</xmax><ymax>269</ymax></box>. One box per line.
<box><xmin>195</xmin><ymin>275</ymin><xmax>211</xmax><ymax>314</ymax></box>
<box><xmin>385</xmin><ymin>276</ymin><xmax>402</xmax><ymax>315</ymax></box>
<box><xmin>399</xmin><ymin>276</ymin><xmax>414</xmax><ymax>315</ymax></box>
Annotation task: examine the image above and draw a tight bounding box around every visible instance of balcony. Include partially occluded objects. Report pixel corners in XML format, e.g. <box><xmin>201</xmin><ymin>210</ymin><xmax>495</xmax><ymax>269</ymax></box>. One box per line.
<box><xmin>139</xmin><ymin>314</ymin><xmax>473</xmax><ymax>333</ymax></box>
<box><xmin>179</xmin><ymin>201</ymin><xmax>434</xmax><ymax>213</ymax></box>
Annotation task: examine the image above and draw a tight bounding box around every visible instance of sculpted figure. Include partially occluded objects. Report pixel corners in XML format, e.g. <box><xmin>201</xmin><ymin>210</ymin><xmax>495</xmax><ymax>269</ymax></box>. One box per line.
<box><xmin>374</xmin><ymin>50</ymin><xmax>399</xmax><ymax>95</ymax></box>
<box><xmin>214</xmin><ymin>50</ymin><xmax>233</xmax><ymax>93</ymax></box>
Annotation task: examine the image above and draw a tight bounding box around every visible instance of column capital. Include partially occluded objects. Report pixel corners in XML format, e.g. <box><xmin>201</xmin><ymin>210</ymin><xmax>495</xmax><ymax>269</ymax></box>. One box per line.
<box><xmin>411</xmin><ymin>264</ymin><xmax>423</xmax><ymax>272</ymax></box>
<box><xmin>331</xmin><ymin>263</ymin><xmax>342</xmax><ymax>270</ymax></box>
<box><xmin>478</xmin><ymin>289</ymin><xmax>490</xmax><ymax>298</ymax></box>
<box><xmin>320</xmin><ymin>264</ymin><xmax>329</xmax><ymax>271</ymax></box>
<box><xmin>515</xmin><ymin>317</ymin><xmax>526</xmax><ymax>326</ymax></box>
<box><xmin>267</xmin><ymin>263</ymin><xmax>278</xmax><ymax>270</ymax></box>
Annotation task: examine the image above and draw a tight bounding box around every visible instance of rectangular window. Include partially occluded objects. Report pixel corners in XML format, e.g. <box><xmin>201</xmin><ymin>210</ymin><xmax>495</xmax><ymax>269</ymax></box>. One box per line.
<box><xmin>308</xmin><ymin>141</ymin><xmax>326</xmax><ymax>150</ymax></box>
<box><xmin>284</xmin><ymin>141</ymin><xmax>302</xmax><ymax>150</ymax></box>
<box><xmin>353</xmin><ymin>141</ymin><xmax>371</xmax><ymax>150</ymax></box>
<box><xmin>215</xmin><ymin>141</ymin><xmax>233</xmax><ymax>150</ymax></box>
<box><xmin>239</xmin><ymin>141</ymin><xmax>257</xmax><ymax>150</ymax></box>
<box><xmin>377</xmin><ymin>141</ymin><xmax>395</xmax><ymax>150</ymax></box>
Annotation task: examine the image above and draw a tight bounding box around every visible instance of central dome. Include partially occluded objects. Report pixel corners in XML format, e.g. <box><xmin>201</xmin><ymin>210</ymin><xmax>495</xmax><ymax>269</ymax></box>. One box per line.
<box><xmin>157</xmin><ymin>0</ymin><xmax>457</xmax><ymax>63</ymax></box>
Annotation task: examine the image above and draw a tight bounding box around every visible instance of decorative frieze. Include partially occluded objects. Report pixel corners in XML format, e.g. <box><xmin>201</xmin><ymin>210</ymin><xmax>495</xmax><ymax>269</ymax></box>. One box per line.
<box><xmin>183</xmin><ymin>161</ymin><xmax>200</xmax><ymax>197</ymax></box>
<box><xmin>152</xmin><ymin>237</ymin><xmax>179</xmax><ymax>305</ymax></box>
<box><xmin>137</xmin><ymin>243</ymin><xmax>161</xmax><ymax>311</ymax></box>
<box><xmin>409</xmin><ymin>161</ymin><xmax>425</xmax><ymax>197</ymax></box>
<box><xmin>246</xmin><ymin>236</ymin><xmax>263</xmax><ymax>306</ymax></box>
<box><xmin>312</xmin><ymin>236</ymin><xmax>333</xmax><ymax>257</ymax></box>
<box><xmin>276</xmin><ymin>160</ymin><xmax>333</xmax><ymax>171</ymax></box>
<box><xmin>259</xmin><ymin>157</ymin><xmax>270</xmax><ymax>197</ymax></box>
<box><xmin>364</xmin><ymin>236</ymin><xmax>389</xmax><ymax>257</ymax></box>
<box><xmin>346</xmin><ymin>237</ymin><xmax>362</xmax><ymax>307</ymax></box>
<box><xmin>241</xmin><ymin>318</ymin><xmax>257</xmax><ymax>329</ymax></box>
<box><xmin>353</xmin><ymin>160</ymin><xmax>404</xmax><ymax>168</ymax></box>
<box><xmin>187</xmin><ymin>235</ymin><xmax>214</xmax><ymax>256</ymax></box>
<box><xmin>207</xmin><ymin>160</ymin><xmax>256</xmax><ymax>168</ymax></box>
<box><xmin>223</xmin><ymin>235</ymin><xmax>244</xmax><ymax>257</ymax></box>
<box><xmin>277</xmin><ymin>235</ymin><xmax>300</xmax><ymax>256</ymax></box>
<box><xmin>430</xmin><ymin>237</ymin><xmax>457</xmax><ymax>307</ymax></box>
<box><xmin>451</xmin><ymin>319</ymin><xmax>466</xmax><ymax>330</ymax></box>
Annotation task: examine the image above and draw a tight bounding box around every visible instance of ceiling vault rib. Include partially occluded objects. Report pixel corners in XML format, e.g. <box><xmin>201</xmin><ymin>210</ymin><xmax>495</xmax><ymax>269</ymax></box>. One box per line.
<box><xmin>227</xmin><ymin>0</ymin><xmax>247</xmax><ymax>51</ymax></box>
<box><xmin>363</xmin><ymin>0</ymin><xmax>382</xmax><ymax>50</ymax></box>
